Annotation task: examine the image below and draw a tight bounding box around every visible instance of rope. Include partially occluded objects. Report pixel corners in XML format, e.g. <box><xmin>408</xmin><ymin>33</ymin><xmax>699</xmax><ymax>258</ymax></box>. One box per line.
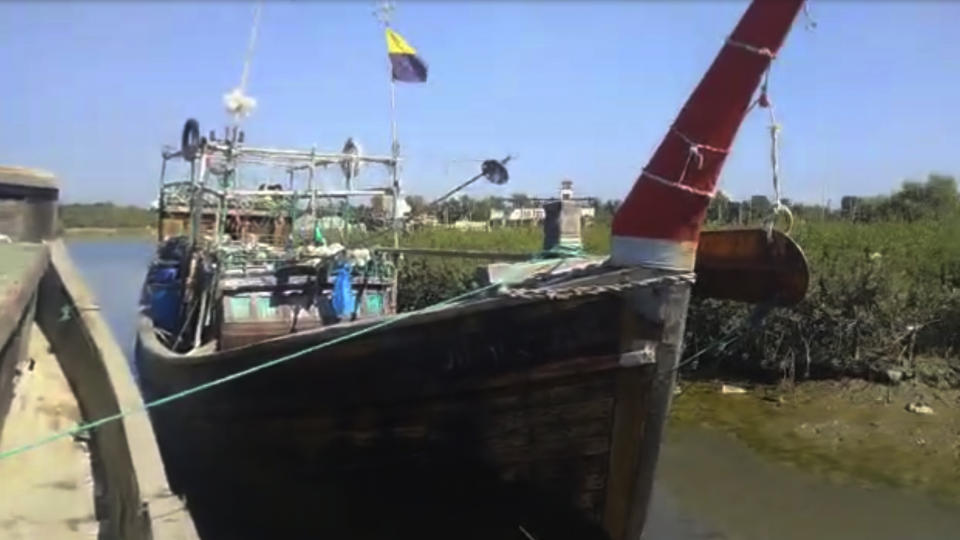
<box><xmin>670</xmin><ymin>127</ymin><xmax>730</xmax><ymax>190</ymax></box>
<box><xmin>751</xmin><ymin>69</ymin><xmax>794</xmax><ymax>238</ymax></box>
<box><xmin>4</xmin><ymin>250</ymin><xmax>663</xmax><ymax>462</ymax></box>
<box><xmin>0</xmin><ymin>279</ymin><xmax>503</xmax><ymax>463</ymax></box>
<box><xmin>725</xmin><ymin>38</ymin><xmax>775</xmax><ymax>59</ymax></box>
<box><xmin>223</xmin><ymin>2</ymin><xmax>263</xmax><ymax>121</ymax></box>
<box><xmin>639</xmin><ymin>127</ymin><xmax>732</xmax><ymax>198</ymax></box>
<box><xmin>672</xmin><ymin>300</ymin><xmax>776</xmax><ymax>375</ymax></box>
<box><xmin>238</xmin><ymin>2</ymin><xmax>262</xmax><ymax>95</ymax></box>
<box><xmin>641</xmin><ymin>169</ymin><xmax>715</xmax><ymax>199</ymax></box>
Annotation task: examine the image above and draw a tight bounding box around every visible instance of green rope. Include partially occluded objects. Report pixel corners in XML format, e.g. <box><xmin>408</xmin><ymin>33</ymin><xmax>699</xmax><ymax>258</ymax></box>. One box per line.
<box><xmin>540</xmin><ymin>244</ymin><xmax>585</xmax><ymax>259</ymax></box>
<box><xmin>0</xmin><ymin>276</ymin><xmax>519</xmax><ymax>462</ymax></box>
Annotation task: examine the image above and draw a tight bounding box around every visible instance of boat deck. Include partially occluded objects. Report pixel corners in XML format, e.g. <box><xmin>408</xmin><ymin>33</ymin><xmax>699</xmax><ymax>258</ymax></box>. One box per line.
<box><xmin>0</xmin><ymin>323</ymin><xmax>97</xmax><ymax>538</ymax></box>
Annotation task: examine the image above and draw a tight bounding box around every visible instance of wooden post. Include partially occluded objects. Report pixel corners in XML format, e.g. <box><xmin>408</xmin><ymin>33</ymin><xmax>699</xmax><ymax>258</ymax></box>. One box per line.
<box><xmin>603</xmin><ymin>268</ymin><xmax>691</xmax><ymax>540</ymax></box>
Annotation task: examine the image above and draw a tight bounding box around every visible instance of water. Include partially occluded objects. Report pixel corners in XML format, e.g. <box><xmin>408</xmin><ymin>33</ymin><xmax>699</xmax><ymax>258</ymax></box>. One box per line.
<box><xmin>66</xmin><ymin>238</ymin><xmax>154</xmax><ymax>361</ymax></box>
<box><xmin>66</xmin><ymin>238</ymin><xmax>960</xmax><ymax>540</ymax></box>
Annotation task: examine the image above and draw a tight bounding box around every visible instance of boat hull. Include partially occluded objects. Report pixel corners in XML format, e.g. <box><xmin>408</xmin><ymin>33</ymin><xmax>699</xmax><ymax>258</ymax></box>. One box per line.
<box><xmin>136</xmin><ymin>272</ymin><xmax>690</xmax><ymax>540</ymax></box>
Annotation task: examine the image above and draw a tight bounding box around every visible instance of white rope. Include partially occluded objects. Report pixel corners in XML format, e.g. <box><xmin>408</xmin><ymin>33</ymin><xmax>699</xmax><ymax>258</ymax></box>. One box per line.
<box><xmin>725</xmin><ymin>37</ymin><xmax>775</xmax><ymax>59</ymax></box>
<box><xmin>239</xmin><ymin>3</ymin><xmax>262</xmax><ymax>94</ymax></box>
<box><xmin>641</xmin><ymin>169</ymin><xmax>715</xmax><ymax>199</ymax></box>
<box><xmin>224</xmin><ymin>2</ymin><xmax>263</xmax><ymax>121</ymax></box>
<box><xmin>755</xmin><ymin>70</ymin><xmax>794</xmax><ymax>237</ymax></box>
<box><xmin>671</xmin><ymin>127</ymin><xmax>729</xmax><ymax>172</ymax></box>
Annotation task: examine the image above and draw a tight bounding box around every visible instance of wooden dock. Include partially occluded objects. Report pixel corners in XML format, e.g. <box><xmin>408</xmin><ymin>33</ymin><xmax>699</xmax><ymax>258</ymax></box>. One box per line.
<box><xmin>0</xmin><ymin>166</ymin><xmax>198</xmax><ymax>539</ymax></box>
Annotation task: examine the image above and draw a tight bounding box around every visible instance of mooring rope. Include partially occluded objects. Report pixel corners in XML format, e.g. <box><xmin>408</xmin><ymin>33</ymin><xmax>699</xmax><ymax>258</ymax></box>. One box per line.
<box><xmin>0</xmin><ymin>252</ymin><xmax>687</xmax><ymax>462</ymax></box>
<box><xmin>0</xmin><ymin>279</ymin><xmax>503</xmax><ymax>462</ymax></box>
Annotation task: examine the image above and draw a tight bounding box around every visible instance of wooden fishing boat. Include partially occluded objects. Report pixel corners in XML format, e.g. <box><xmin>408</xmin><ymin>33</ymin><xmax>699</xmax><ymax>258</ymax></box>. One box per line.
<box><xmin>135</xmin><ymin>1</ymin><xmax>809</xmax><ymax>538</ymax></box>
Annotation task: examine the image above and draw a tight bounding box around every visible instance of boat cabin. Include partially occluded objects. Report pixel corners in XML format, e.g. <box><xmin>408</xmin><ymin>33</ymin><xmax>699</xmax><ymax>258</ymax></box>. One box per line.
<box><xmin>147</xmin><ymin>123</ymin><xmax>402</xmax><ymax>353</ymax></box>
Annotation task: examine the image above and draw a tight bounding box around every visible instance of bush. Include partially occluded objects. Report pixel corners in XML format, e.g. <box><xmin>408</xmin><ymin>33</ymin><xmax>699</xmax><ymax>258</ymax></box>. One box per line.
<box><xmin>385</xmin><ymin>218</ymin><xmax>960</xmax><ymax>387</ymax></box>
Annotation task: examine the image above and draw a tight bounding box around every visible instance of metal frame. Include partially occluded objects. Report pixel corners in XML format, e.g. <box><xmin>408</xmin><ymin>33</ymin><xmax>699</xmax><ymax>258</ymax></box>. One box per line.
<box><xmin>156</xmin><ymin>132</ymin><xmax>402</xmax><ymax>250</ymax></box>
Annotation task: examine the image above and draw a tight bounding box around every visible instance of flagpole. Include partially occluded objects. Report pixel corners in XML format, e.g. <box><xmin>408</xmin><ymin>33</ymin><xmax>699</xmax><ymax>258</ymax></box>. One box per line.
<box><xmin>376</xmin><ymin>1</ymin><xmax>401</xmax><ymax>250</ymax></box>
<box><xmin>376</xmin><ymin>1</ymin><xmax>402</xmax><ymax>315</ymax></box>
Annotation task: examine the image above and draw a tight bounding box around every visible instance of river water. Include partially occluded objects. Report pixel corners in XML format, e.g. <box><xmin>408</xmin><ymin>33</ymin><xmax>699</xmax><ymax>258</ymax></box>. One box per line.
<box><xmin>66</xmin><ymin>238</ymin><xmax>960</xmax><ymax>540</ymax></box>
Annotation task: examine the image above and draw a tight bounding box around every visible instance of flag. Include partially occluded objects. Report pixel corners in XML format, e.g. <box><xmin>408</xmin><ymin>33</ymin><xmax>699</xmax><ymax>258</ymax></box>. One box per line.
<box><xmin>385</xmin><ymin>28</ymin><xmax>428</xmax><ymax>83</ymax></box>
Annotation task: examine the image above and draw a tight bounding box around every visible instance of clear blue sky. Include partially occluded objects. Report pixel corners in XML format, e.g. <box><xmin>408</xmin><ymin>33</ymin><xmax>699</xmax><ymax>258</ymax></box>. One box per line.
<box><xmin>1</xmin><ymin>1</ymin><xmax>957</xmax><ymax>206</ymax></box>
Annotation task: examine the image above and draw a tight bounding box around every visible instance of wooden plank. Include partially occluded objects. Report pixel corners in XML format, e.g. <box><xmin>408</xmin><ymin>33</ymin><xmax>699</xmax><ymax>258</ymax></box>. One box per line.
<box><xmin>603</xmin><ymin>367</ymin><xmax>652</xmax><ymax>539</ymax></box>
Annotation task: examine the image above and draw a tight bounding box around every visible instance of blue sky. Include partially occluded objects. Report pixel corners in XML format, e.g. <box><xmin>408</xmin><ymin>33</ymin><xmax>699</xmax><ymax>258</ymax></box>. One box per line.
<box><xmin>1</xmin><ymin>1</ymin><xmax>957</xmax><ymax>206</ymax></box>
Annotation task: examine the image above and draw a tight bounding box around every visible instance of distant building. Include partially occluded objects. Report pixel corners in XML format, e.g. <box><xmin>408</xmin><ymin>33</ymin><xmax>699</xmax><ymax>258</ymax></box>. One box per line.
<box><xmin>490</xmin><ymin>180</ymin><xmax>595</xmax><ymax>226</ymax></box>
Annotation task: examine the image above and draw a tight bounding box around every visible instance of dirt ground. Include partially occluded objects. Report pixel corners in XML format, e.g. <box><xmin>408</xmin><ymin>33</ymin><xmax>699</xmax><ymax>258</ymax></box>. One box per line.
<box><xmin>670</xmin><ymin>376</ymin><xmax>960</xmax><ymax>505</ymax></box>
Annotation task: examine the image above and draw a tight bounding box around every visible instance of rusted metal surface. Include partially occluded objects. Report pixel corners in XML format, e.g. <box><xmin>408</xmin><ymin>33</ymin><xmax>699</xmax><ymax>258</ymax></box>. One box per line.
<box><xmin>693</xmin><ymin>229</ymin><xmax>809</xmax><ymax>306</ymax></box>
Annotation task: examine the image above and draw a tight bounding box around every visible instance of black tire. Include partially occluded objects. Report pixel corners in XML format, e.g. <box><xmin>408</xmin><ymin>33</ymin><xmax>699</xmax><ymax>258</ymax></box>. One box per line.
<box><xmin>181</xmin><ymin>118</ymin><xmax>201</xmax><ymax>160</ymax></box>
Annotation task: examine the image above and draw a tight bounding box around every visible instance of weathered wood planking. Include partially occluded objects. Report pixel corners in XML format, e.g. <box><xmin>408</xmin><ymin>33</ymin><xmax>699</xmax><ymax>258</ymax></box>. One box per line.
<box><xmin>138</xmin><ymin>266</ymin><xmax>687</xmax><ymax>540</ymax></box>
<box><xmin>148</xmin><ymin>368</ymin><xmax>629</xmax><ymax>539</ymax></box>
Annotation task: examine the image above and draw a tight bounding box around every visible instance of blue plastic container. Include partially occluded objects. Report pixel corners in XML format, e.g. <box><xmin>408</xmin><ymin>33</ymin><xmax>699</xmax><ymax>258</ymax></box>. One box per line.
<box><xmin>150</xmin><ymin>283</ymin><xmax>182</xmax><ymax>334</ymax></box>
<box><xmin>331</xmin><ymin>264</ymin><xmax>355</xmax><ymax>318</ymax></box>
<box><xmin>150</xmin><ymin>266</ymin><xmax>178</xmax><ymax>284</ymax></box>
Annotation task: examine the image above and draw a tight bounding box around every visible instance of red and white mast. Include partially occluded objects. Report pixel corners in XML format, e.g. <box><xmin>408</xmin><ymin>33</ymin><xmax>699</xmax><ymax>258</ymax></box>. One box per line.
<box><xmin>611</xmin><ymin>0</ymin><xmax>806</xmax><ymax>270</ymax></box>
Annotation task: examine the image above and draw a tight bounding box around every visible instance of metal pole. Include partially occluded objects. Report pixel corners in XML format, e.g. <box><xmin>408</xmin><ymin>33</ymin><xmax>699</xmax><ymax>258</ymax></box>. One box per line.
<box><xmin>390</xmin><ymin>78</ymin><xmax>400</xmax><ymax>249</ymax></box>
<box><xmin>376</xmin><ymin>1</ymin><xmax>401</xmax><ymax>248</ymax></box>
<box><xmin>158</xmin><ymin>158</ymin><xmax>168</xmax><ymax>243</ymax></box>
<box><xmin>377</xmin><ymin>0</ymin><xmax>401</xmax><ymax>313</ymax></box>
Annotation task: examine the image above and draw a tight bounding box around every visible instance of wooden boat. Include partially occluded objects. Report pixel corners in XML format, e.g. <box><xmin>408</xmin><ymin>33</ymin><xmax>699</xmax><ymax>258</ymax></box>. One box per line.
<box><xmin>135</xmin><ymin>1</ymin><xmax>808</xmax><ymax>538</ymax></box>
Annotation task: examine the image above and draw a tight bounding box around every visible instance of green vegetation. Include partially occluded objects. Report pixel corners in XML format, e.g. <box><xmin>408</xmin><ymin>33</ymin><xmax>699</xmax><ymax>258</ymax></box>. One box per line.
<box><xmin>59</xmin><ymin>202</ymin><xmax>155</xmax><ymax>230</ymax></box>
<box><xmin>687</xmin><ymin>216</ymin><xmax>960</xmax><ymax>386</ymax></box>
<box><xmin>64</xmin><ymin>174</ymin><xmax>959</xmax><ymax>386</ymax></box>
<box><xmin>388</xmin><ymin>174</ymin><xmax>960</xmax><ymax>388</ymax></box>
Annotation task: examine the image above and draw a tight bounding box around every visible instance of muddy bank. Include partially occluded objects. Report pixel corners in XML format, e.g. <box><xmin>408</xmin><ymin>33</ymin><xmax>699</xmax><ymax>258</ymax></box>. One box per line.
<box><xmin>650</xmin><ymin>426</ymin><xmax>960</xmax><ymax>540</ymax></box>
<box><xmin>670</xmin><ymin>378</ymin><xmax>960</xmax><ymax>505</ymax></box>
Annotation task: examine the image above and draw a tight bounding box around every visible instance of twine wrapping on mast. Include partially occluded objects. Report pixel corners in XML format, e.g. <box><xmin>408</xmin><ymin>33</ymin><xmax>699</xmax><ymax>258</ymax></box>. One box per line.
<box><xmin>610</xmin><ymin>0</ymin><xmax>806</xmax><ymax>271</ymax></box>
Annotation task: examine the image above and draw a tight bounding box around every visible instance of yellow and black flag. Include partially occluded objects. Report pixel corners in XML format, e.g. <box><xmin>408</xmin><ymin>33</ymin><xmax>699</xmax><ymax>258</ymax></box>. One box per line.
<box><xmin>385</xmin><ymin>28</ymin><xmax>428</xmax><ymax>83</ymax></box>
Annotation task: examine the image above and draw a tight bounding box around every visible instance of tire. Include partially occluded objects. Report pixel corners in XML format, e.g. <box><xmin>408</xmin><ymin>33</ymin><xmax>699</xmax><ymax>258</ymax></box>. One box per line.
<box><xmin>181</xmin><ymin>118</ymin><xmax>201</xmax><ymax>160</ymax></box>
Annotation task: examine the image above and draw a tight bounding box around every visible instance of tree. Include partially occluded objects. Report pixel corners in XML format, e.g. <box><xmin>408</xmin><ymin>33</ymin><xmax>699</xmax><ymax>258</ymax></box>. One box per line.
<box><xmin>707</xmin><ymin>191</ymin><xmax>731</xmax><ymax>223</ymax></box>
<box><xmin>510</xmin><ymin>193</ymin><xmax>530</xmax><ymax>208</ymax></box>
<box><xmin>749</xmin><ymin>195</ymin><xmax>772</xmax><ymax>221</ymax></box>
<box><xmin>405</xmin><ymin>195</ymin><xmax>428</xmax><ymax>216</ymax></box>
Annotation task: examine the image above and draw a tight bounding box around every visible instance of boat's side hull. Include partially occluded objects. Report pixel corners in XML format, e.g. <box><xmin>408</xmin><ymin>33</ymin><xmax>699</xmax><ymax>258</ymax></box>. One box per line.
<box><xmin>137</xmin><ymin>274</ymin><xmax>690</xmax><ymax>540</ymax></box>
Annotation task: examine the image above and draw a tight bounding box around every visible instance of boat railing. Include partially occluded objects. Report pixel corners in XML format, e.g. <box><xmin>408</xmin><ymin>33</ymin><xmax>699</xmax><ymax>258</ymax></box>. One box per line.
<box><xmin>162</xmin><ymin>143</ymin><xmax>399</xmax><ymax>170</ymax></box>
